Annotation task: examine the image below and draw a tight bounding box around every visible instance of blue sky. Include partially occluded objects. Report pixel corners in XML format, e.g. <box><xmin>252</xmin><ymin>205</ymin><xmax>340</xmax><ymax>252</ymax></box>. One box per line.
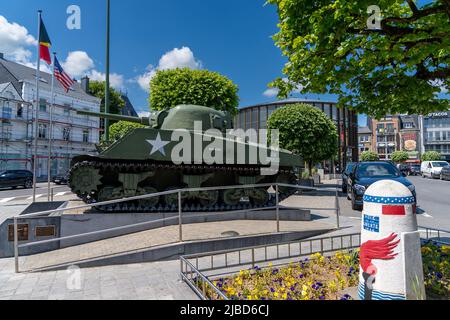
<box><xmin>1</xmin><ymin>0</ymin><xmax>366</xmax><ymax>123</ymax></box>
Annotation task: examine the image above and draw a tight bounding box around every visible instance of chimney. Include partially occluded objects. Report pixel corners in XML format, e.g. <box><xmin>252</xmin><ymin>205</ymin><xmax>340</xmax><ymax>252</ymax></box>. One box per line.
<box><xmin>81</xmin><ymin>76</ymin><xmax>90</xmax><ymax>93</ymax></box>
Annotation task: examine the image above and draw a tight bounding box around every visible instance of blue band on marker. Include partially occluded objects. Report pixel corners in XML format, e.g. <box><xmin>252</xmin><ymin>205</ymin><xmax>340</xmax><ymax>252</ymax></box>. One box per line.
<box><xmin>363</xmin><ymin>195</ymin><xmax>415</xmax><ymax>204</ymax></box>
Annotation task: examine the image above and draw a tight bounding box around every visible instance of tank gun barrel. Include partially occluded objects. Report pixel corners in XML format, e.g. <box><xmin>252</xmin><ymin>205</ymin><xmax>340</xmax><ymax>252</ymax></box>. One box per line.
<box><xmin>76</xmin><ymin>110</ymin><xmax>167</xmax><ymax>127</ymax></box>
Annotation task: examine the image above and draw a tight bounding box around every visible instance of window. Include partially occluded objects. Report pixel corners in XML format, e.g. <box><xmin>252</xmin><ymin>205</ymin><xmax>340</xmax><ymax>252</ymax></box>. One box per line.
<box><xmin>2</xmin><ymin>102</ymin><xmax>12</xmax><ymax>119</ymax></box>
<box><xmin>38</xmin><ymin>124</ymin><xmax>47</xmax><ymax>139</ymax></box>
<box><xmin>82</xmin><ymin>130</ymin><xmax>89</xmax><ymax>143</ymax></box>
<box><xmin>39</xmin><ymin>99</ymin><xmax>47</xmax><ymax>113</ymax></box>
<box><xmin>404</xmin><ymin>122</ymin><xmax>413</xmax><ymax>129</ymax></box>
<box><xmin>17</xmin><ymin>104</ymin><xmax>23</xmax><ymax>118</ymax></box>
<box><xmin>63</xmin><ymin>128</ymin><xmax>71</xmax><ymax>141</ymax></box>
<box><xmin>64</xmin><ymin>104</ymin><xmax>71</xmax><ymax>116</ymax></box>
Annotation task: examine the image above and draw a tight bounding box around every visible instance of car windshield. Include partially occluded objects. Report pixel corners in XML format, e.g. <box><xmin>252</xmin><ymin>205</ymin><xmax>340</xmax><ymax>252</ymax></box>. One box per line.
<box><xmin>356</xmin><ymin>163</ymin><xmax>400</xmax><ymax>178</ymax></box>
<box><xmin>432</xmin><ymin>162</ymin><xmax>449</xmax><ymax>168</ymax></box>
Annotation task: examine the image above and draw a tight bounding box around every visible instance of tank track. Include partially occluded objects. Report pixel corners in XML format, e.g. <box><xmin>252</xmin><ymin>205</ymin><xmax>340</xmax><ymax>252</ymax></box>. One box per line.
<box><xmin>69</xmin><ymin>160</ymin><xmax>298</xmax><ymax>213</ymax></box>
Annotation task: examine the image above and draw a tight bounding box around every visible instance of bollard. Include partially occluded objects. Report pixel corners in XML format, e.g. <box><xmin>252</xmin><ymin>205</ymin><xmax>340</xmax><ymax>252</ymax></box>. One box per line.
<box><xmin>358</xmin><ymin>180</ymin><xmax>425</xmax><ymax>300</ymax></box>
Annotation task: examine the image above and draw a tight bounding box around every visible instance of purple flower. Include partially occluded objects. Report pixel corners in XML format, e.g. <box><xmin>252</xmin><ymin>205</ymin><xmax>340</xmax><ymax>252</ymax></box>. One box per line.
<box><xmin>319</xmin><ymin>296</ymin><xmax>325</xmax><ymax>300</ymax></box>
<box><xmin>270</xmin><ymin>288</ymin><xmax>275</xmax><ymax>293</ymax></box>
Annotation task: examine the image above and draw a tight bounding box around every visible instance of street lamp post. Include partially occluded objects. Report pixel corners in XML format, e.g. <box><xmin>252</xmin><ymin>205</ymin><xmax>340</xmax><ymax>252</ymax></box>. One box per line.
<box><xmin>104</xmin><ymin>0</ymin><xmax>111</xmax><ymax>142</ymax></box>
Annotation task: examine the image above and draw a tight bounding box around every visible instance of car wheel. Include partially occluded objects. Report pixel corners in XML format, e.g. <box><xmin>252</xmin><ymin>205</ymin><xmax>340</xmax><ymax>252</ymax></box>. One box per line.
<box><xmin>351</xmin><ymin>193</ymin><xmax>362</xmax><ymax>211</ymax></box>
<box><xmin>347</xmin><ymin>187</ymin><xmax>352</xmax><ymax>200</ymax></box>
<box><xmin>342</xmin><ymin>184</ymin><xmax>347</xmax><ymax>193</ymax></box>
<box><xmin>24</xmin><ymin>179</ymin><xmax>33</xmax><ymax>189</ymax></box>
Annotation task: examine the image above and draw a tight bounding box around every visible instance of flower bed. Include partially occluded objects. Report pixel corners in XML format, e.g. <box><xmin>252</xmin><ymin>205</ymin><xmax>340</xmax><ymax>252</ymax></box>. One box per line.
<box><xmin>198</xmin><ymin>242</ymin><xmax>449</xmax><ymax>300</ymax></box>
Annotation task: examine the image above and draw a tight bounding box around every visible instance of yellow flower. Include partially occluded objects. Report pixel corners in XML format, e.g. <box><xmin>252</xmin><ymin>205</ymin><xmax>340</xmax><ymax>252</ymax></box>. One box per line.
<box><xmin>247</xmin><ymin>295</ymin><xmax>252</xmax><ymax>300</ymax></box>
<box><xmin>274</xmin><ymin>292</ymin><xmax>279</xmax><ymax>298</ymax></box>
<box><xmin>302</xmin><ymin>285</ymin><xmax>308</xmax><ymax>292</ymax></box>
<box><xmin>282</xmin><ymin>293</ymin><xmax>288</xmax><ymax>299</ymax></box>
<box><xmin>301</xmin><ymin>290</ymin><xmax>307</xmax><ymax>297</ymax></box>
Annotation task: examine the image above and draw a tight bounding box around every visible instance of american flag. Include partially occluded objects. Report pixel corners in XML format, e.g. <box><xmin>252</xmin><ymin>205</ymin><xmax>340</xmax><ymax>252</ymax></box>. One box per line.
<box><xmin>54</xmin><ymin>56</ymin><xmax>75</xmax><ymax>92</ymax></box>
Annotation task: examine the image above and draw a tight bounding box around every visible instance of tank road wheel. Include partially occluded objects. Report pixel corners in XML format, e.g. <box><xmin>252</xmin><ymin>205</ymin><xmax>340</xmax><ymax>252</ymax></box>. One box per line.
<box><xmin>248</xmin><ymin>188</ymin><xmax>270</xmax><ymax>206</ymax></box>
<box><xmin>69</xmin><ymin>163</ymin><xmax>102</xmax><ymax>196</ymax></box>
<box><xmin>97</xmin><ymin>186</ymin><xmax>123</xmax><ymax>202</ymax></box>
<box><xmin>276</xmin><ymin>173</ymin><xmax>298</xmax><ymax>196</ymax></box>
<box><xmin>136</xmin><ymin>186</ymin><xmax>160</xmax><ymax>208</ymax></box>
<box><xmin>198</xmin><ymin>190</ymin><xmax>219</xmax><ymax>207</ymax></box>
<box><xmin>164</xmin><ymin>188</ymin><xmax>186</xmax><ymax>208</ymax></box>
<box><xmin>221</xmin><ymin>189</ymin><xmax>244</xmax><ymax>206</ymax></box>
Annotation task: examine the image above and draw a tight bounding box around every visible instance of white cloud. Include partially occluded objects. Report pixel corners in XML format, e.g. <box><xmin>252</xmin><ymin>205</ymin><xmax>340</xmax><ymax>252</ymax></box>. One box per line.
<box><xmin>263</xmin><ymin>87</ymin><xmax>279</xmax><ymax>98</ymax></box>
<box><xmin>158</xmin><ymin>47</ymin><xmax>202</xmax><ymax>70</ymax></box>
<box><xmin>135</xmin><ymin>47</ymin><xmax>202</xmax><ymax>92</ymax></box>
<box><xmin>263</xmin><ymin>78</ymin><xmax>304</xmax><ymax>98</ymax></box>
<box><xmin>62</xmin><ymin>51</ymin><xmax>94</xmax><ymax>78</ymax></box>
<box><xmin>0</xmin><ymin>15</ymin><xmax>36</xmax><ymax>64</ymax></box>
<box><xmin>89</xmin><ymin>69</ymin><xmax>125</xmax><ymax>90</ymax></box>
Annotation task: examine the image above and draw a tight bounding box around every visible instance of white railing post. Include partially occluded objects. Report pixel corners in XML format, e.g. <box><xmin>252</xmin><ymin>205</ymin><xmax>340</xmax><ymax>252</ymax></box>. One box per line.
<box><xmin>13</xmin><ymin>216</ymin><xmax>19</xmax><ymax>273</ymax></box>
<box><xmin>276</xmin><ymin>184</ymin><xmax>280</xmax><ymax>233</ymax></box>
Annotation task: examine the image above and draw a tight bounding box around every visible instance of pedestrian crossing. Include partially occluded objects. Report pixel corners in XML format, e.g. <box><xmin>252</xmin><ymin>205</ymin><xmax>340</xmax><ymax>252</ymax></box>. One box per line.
<box><xmin>0</xmin><ymin>191</ymin><xmax>71</xmax><ymax>204</ymax></box>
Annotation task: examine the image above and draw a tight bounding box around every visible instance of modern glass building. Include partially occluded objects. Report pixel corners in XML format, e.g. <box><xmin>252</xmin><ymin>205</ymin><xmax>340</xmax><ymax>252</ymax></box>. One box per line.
<box><xmin>422</xmin><ymin>111</ymin><xmax>450</xmax><ymax>161</ymax></box>
<box><xmin>234</xmin><ymin>99</ymin><xmax>359</xmax><ymax>172</ymax></box>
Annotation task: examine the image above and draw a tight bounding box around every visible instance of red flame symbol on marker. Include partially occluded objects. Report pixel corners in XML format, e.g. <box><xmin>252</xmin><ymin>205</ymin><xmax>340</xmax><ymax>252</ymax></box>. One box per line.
<box><xmin>360</xmin><ymin>233</ymin><xmax>400</xmax><ymax>275</ymax></box>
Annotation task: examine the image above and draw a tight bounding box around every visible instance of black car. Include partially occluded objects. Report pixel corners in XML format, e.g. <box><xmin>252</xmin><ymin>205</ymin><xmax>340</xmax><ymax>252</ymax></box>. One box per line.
<box><xmin>408</xmin><ymin>164</ymin><xmax>421</xmax><ymax>176</ymax></box>
<box><xmin>53</xmin><ymin>173</ymin><xmax>69</xmax><ymax>185</ymax></box>
<box><xmin>341</xmin><ymin>162</ymin><xmax>356</xmax><ymax>193</ymax></box>
<box><xmin>0</xmin><ymin>170</ymin><xmax>33</xmax><ymax>189</ymax></box>
<box><xmin>441</xmin><ymin>166</ymin><xmax>450</xmax><ymax>181</ymax></box>
<box><xmin>347</xmin><ymin>162</ymin><xmax>416</xmax><ymax>211</ymax></box>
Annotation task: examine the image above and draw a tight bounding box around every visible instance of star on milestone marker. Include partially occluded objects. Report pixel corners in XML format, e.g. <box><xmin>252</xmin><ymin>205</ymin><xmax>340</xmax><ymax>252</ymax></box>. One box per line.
<box><xmin>147</xmin><ymin>133</ymin><xmax>170</xmax><ymax>156</ymax></box>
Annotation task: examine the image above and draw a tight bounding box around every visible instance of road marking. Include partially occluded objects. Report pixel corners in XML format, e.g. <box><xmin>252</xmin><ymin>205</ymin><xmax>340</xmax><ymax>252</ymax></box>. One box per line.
<box><xmin>54</xmin><ymin>192</ymin><xmax>68</xmax><ymax>197</ymax></box>
<box><xmin>421</xmin><ymin>213</ymin><xmax>433</xmax><ymax>218</ymax></box>
<box><xmin>27</xmin><ymin>194</ymin><xmax>43</xmax><ymax>200</ymax></box>
<box><xmin>0</xmin><ymin>197</ymin><xmax>15</xmax><ymax>203</ymax></box>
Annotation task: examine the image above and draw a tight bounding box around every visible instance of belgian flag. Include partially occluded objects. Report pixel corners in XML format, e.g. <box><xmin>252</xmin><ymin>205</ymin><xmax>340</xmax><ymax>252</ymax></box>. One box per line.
<box><xmin>39</xmin><ymin>16</ymin><xmax>52</xmax><ymax>65</ymax></box>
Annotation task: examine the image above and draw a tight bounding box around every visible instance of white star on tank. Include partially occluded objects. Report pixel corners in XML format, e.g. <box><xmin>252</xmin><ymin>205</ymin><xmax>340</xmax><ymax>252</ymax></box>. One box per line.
<box><xmin>146</xmin><ymin>133</ymin><xmax>170</xmax><ymax>156</ymax></box>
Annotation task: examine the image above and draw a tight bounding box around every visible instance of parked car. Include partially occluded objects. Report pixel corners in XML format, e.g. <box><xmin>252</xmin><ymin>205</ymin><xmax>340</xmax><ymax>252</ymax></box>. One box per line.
<box><xmin>52</xmin><ymin>173</ymin><xmax>69</xmax><ymax>185</ymax></box>
<box><xmin>347</xmin><ymin>162</ymin><xmax>416</xmax><ymax>211</ymax></box>
<box><xmin>407</xmin><ymin>164</ymin><xmax>421</xmax><ymax>176</ymax></box>
<box><xmin>0</xmin><ymin>170</ymin><xmax>33</xmax><ymax>189</ymax></box>
<box><xmin>441</xmin><ymin>166</ymin><xmax>450</xmax><ymax>181</ymax></box>
<box><xmin>421</xmin><ymin>161</ymin><xmax>449</xmax><ymax>179</ymax></box>
<box><xmin>341</xmin><ymin>162</ymin><xmax>356</xmax><ymax>193</ymax></box>
<box><xmin>398</xmin><ymin>164</ymin><xmax>410</xmax><ymax>176</ymax></box>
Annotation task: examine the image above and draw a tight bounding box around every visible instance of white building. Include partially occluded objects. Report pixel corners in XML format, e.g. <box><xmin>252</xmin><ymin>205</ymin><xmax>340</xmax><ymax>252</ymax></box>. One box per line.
<box><xmin>0</xmin><ymin>53</ymin><xmax>101</xmax><ymax>179</ymax></box>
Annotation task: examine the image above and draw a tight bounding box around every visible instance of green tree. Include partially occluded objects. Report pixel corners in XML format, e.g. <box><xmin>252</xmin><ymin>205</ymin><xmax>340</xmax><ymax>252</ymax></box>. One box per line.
<box><xmin>149</xmin><ymin>68</ymin><xmax>239</xmax><ymax>115</ymax></box>
<box><xmin>267</xmin><ymin>103</ymin><xmax>338</xmax><ymax>175</ymax></box>
<box><xmin>391</xmin><ymin>151</ymin><xmax>410</xmax><ymax>163</ymax></box>
<box><xmin>267</xmin><ymin>0</ymin><xmax>449</xmax><ymax>118</ymax></box>
<box><xmin>360</xmin><ymin>151</ymin><xmax>380</xmax><ymax>162</ymax></box>
<box><xmin>88</xmin><ymin>80</ymin><xmax>125</xmax><ymax>115</ymax></box>
<box><xmin>110</xmin><ymin>121</ymin><xmax>145</xmax><ymax>142</ymax></box>
<box><xmin>422</xmin><ymin>151</ymin><xmax>442</xmax><ymax>161</ymax></box>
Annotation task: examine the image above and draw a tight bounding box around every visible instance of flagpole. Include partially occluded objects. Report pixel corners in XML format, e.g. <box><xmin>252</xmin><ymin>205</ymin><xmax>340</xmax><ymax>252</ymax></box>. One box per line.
<box><xmin>47</xmin><ymin>52</ymin><xmax>56</xmax><ymax>201</ymax></box>
<box><xmin>104</xmin><ymin>0</ymin><xmax>111</xmax><ymax>141</ymax></box>
<box><xmin>32</xmin><ymin>10</ymin><xmax>42</xmax><ymax>203</ymax></box>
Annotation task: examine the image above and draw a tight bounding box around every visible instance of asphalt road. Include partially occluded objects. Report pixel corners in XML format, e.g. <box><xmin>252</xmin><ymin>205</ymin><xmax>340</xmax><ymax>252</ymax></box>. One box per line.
<box><xmin>337</xmin><ymin>175</ymin><xmax>450</xmax><ymax>231</ymax></box>
<box><xmin>0</xmin><ymin>182</ymin><xmax>70</xmax><ymax>199</ymax></box>
<box><xmin>408</xmin><ymin>175</ymin><xmax>450</xmax><ymax>230</ymax></box>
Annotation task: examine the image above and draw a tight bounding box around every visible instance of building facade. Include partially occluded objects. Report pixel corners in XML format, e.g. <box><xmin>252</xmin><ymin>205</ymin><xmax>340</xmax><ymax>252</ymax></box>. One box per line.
<box><xmin>0</xmin><ymin>55</ymin><xmax>101</xmax><ymax>179</ymax></box>
<box><xmin>234</xmin><ymin>99</ymin><xmax>359</xmax><ymax>171</ymax></box>
<box><xmin>358</xmin><ymin>126</ymin><xmax>373</xmax><ymax>155</ymax></box>
<box><xmin>421</xmin><ymin>111</ymin><xmax>450</xmax><ymax>161</ymax></box>
<box><xmin>399</xmin><ymin>115</ymin><xmax>421</xmax><ymax>164</ymax></box>
<box><xmin>371</xmin><ymin>116</ymin><xmax>401</xmax><ymax>161</ymax></box>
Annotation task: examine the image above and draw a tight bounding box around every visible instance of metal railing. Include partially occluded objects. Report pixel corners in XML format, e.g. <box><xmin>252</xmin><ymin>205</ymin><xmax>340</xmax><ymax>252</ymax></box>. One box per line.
<box><xmin>180</xmin><ymin>233</ymin><xmax>361</xmax><ymax>300</ymax></box>
<box><xmin>180</xmin><ymin>226</ymin><xmax>450</xmax><ymax>300</ymax></box>
<box><xmin>12</xmin><ymin>182</ymin><xmax>341</xmax><ymax>273</ymax></box>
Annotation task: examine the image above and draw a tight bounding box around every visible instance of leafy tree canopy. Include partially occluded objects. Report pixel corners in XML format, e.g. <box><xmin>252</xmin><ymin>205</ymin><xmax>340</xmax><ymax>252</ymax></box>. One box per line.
<box><xmin>268</xmin><ymin>0</ymin><xmax>449</xmax><ymax>118</ymax></box>
<box><xmin>360</xmin><ymin>151</ymin><xmax>380</xmax><ymax>161</ymax></box>
<box><xmin>88</xmin><ymin>80</ymin><xmax>125</xmax><ymax>115</ymax></box>
<box><xmin>149</xmin><ymin>68</ymin><xmax>239</xmax><ymax>116</ymax></box>
<box><xmin>391</xmin><ymin>150</ymin><xmax>410</xmax><ymax>163</ymax></box>
<box><xmin>110</xmin><ymin>121</ymin><xmax>145</xmax><ymax>142</ymax></box>
<box><xmin>421</xmin><ymin>151</ymin><xmax>442</xmax><ymax>161</ymax></box>
<box><xmin>267</xmin><ymin>103</ymin><xmax>338</xmax><ymax>169</ymax></box>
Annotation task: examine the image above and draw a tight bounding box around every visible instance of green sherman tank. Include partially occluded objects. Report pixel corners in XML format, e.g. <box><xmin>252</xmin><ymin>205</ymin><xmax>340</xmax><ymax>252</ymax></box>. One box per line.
<box><xmin>68</xmin><ymin>105</ymin><xmax>303</xmax><ymax>212</ymax></box>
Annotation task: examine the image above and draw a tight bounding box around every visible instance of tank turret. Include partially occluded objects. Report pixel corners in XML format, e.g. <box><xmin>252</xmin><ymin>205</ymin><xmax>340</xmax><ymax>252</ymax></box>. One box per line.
<box><xmin>77</xmin><ymin>104</ymin><xmax>233</xmax><ymax>132</ymax></box>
